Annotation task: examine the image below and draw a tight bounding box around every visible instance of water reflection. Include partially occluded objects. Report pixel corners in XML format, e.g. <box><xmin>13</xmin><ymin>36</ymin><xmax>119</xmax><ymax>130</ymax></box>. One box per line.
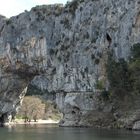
<box><xmin>0</xmin><ymin>124</ymin><xmax>140</xmax><ymax>140</ymax></box>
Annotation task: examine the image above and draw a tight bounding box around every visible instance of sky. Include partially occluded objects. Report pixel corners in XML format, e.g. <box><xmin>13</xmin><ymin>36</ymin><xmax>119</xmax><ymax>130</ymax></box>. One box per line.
<box><xmin>0</xmin><ymin>0</ymin><xmax>69</xmax><ymax>18</ymax></box>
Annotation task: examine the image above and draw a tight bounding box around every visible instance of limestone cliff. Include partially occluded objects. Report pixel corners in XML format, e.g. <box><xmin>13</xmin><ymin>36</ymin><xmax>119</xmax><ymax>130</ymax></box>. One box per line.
<box><xmin>0</xmin><ymin>0</ymin><xmax>140</xmax><ymax>129</ymax></box>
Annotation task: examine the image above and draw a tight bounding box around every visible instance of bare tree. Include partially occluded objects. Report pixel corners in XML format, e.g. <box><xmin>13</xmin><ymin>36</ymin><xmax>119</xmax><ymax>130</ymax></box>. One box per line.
<box><xmin>18</xmin><ymin>96</ymin><xmax>45</xmax><ymax>122</ymax></box>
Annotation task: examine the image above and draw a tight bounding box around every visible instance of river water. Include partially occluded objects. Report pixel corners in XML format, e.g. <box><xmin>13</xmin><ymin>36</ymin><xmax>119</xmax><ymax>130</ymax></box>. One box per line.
<box><xmin>0</xmin><ymin>124</ymin><xmax>140</xmax><ymax>140</ymax></box>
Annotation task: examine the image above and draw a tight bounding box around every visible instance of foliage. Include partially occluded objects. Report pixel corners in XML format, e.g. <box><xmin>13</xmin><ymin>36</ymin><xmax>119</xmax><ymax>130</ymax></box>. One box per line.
<box><xmin>129</xmin><ymin>59</ymin><xmax>140</xmax><ymax>94</ymax></box>
<box><xmin>17</xmin><ymin>96</ymin><xmax>62</xmax><ymax>122</ymax></box>
<box><xmin>131</xmin><ymin>43</ymin><xmax>140</xmax><ymax>59</ymax></box>
<box><xmin>101</xmin><ymin>90</ymin><xmax>110</xmax><ymax>101</ymax></box>
<box><xmin>44</xmin><ymin>101</ymin><xmax>62</xmax><ymax>121</ymax></box>
<box><xmin>107</xmin><ymin>43</ymin><xmax>140</xmax><ymax>97</ymax></box>
<box><xmin>95</xmin><ymin>58</ymin><xmax>100</xmax><ymax>65</ymax></box>
<box><xmin>96</xmin><ymin>80</ymin><xmax>104</xmax><ymax>90</ymax></box>
<box><xmin>18</xmin><ymin>96</ymin><xmax>45</xmax><ymax>122</ymax></box>
<box><xmin>129</xmin><ymin>43</ymin><xmax>140</xmax><ymax>94</ymax></box>
<box><xmin>106</xmin><ymin>54</ymin><xmax>131</xmax><ymax>97</ymax></box>
<box><xmin>66</xmin><ymin>0</ymin><xmax>79</xmax><ymax>16</ymax></box>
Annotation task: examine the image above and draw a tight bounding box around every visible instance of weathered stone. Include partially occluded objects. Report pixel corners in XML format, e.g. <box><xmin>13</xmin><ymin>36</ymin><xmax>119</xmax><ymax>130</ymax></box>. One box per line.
<box><xmin>133</xmin><ymin>121</ymin><xmax>140</xmax><ymax>130</ymax></box>
<box><xmin>55</xmin><ymin>92</ymin><xmax>114</xmax><ymax>127</ymax></box>
<box><xmin>0</xmin><ymin>0</ymin><xmax>140</xmax><ymax>128</ymax></box>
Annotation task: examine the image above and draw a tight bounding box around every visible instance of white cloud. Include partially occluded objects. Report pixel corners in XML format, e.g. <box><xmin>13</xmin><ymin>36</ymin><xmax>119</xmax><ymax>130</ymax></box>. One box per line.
<box><xmin>0</xmin><ymin>0</ymin><xmax>68</xmax><ymax>18</ymax></box>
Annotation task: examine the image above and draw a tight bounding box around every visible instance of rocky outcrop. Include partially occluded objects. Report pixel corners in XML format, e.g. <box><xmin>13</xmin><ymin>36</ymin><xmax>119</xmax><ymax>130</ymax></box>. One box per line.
<box><xmin>133</xmin><ymin>121</ymin><xmax>140</xmax><ymax>130</ymax></box>
<box><xmin>56</xmin><ymin>91</ymin><xmax>114</xmax><ymax>127</ymax></box>
<box><xmin>0</xmin><ymin>0</ymin><xmax>140</xmax><ymax>128</ymax></box>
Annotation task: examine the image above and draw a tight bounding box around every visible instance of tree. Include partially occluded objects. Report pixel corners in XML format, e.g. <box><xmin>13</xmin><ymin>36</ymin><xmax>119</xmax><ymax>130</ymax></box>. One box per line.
<box><xmin>106</xmin><ymin>43</ymin><xmax>140</xmax><ymax>97</ymax></box>
<box><xmin>129</xmin><ymin>43</ymin><xmax>140</xmax><ymax>94</ymax></box>
<box><xmin>107</xmin><ymin>55</ymin><xmax>131</xmax><ymax>97</ymax></box>
<box><xmin>18</xmin><ymin>96</ymin><xmax>45</xmax><ymax>122</ymax></box>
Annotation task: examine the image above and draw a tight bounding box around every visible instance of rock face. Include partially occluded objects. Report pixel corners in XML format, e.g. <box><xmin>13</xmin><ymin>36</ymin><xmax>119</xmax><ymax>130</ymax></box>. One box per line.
<box><xmin>55</xmin><ymin>91</ymin><xmax>114</xmax><ymax>127</ymax></box>
<box><xmin>0</xmin><ymin>0</ymin><xmax>140</xmax><ymax>128</ymax></box>
<box><xmin>133</xmin><ymin>121</ymin><xmax>140</xmax><ymax>130</ymax></box>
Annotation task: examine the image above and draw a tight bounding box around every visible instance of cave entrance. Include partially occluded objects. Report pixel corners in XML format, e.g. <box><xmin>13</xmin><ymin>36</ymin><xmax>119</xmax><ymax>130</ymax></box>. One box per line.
<box><xmin>106</xmin><ymin>33</ymin><xmax>112</xmax><ymax>47</ymax></box>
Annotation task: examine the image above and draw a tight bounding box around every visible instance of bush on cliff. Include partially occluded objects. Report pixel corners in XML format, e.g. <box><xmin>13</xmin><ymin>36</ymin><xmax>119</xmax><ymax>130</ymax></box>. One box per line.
<box><xmin>107</xmin><ymin>56</ymin><xmax>131</xmax><ymax>98</ymax></box>
<box><xmin>107</xmin><ymin>43</ymin><xmax>140</xmax><ymax>97</ymax></box>
<box><xmin>129</xmin><ymin>43</ymin><xmax>140</xmax><ymax>94</ymax></box>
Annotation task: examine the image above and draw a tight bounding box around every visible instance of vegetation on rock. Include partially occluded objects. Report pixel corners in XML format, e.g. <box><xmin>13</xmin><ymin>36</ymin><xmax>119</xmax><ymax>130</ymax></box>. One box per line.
<box><xmin>17</xmin><ymin>96</ymin><xmax>45</xmax><ymax>122</ymax></box>
<box><xmin>17</xmin><ymin>96</ymin><xmax>62</xmax><ymax>122</ymax></box>
<box><xmin>129</xmin><ymin>43</ymin><xmax>140</xmax><ymax>94</ymax></box>
<box><xmin>107</xmin><ymin>43</ymin><xmax>140</xmax><ymax>98</ymax></box>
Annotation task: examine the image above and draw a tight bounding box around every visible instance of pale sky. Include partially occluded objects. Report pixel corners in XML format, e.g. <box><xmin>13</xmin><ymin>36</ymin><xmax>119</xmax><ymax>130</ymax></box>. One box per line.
<box><xmin>0</xmin><ymin>0</ymin><xmax>69</xmax><ymax>18</ymax></box>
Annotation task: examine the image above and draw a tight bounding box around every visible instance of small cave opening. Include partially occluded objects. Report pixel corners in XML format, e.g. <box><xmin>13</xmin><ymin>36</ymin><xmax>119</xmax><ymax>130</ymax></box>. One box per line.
<box><xmin>0</xmin><ymin>112</ymin><xmax>13</xmax><ymax>127</ymax></box>
<box><xmin>106</xmin><ymin>33</ymin><xmax>112</xmax><ymax>47</ymax></box>
<box><xmin>71</xmin><ymin>106</ymin><xmax>80</xmax><ymax>115</ymax></box>
<box><xmin>72</xmin><ymin>111</ymin><xmax>76</xmax><ymax>114</ymax></box>
<box><xmin>0</xmin><ymin>114</ymin><xmax>5</xmax><ymax>127</ymax></box>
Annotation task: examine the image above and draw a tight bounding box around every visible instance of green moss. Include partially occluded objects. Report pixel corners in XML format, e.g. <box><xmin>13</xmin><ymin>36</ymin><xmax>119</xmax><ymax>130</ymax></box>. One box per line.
<box><xmin>96</xmin><ymin>80</ymin><xmax>104</xmax><ymax>90</ymax></box>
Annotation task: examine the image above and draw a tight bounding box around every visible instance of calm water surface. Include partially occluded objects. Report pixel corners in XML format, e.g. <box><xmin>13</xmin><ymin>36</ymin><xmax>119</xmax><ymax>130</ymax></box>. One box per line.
<box><xmin>0</xmin><ymin>124</ymin><xmax>140</xmax><ymax>140</ymax></box>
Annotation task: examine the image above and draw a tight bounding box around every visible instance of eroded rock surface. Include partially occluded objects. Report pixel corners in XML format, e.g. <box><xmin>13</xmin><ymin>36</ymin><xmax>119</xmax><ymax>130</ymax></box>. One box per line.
<box><xmin>0</xmin><ymin>0</ymin><xmax>140</xmax><ymax>128</ymax></box>
<box><xmin>133</xmin><ymin>121</ymin><xmax>140</xmax><ymax>130</ymax></box>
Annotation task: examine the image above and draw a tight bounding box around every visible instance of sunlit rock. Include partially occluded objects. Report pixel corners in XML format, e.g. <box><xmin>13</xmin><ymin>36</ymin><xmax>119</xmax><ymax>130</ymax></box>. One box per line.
<box><xmin>0</xmin><ymin>0</ymin><xmax>140</xmax><ymax>128</ymax></box>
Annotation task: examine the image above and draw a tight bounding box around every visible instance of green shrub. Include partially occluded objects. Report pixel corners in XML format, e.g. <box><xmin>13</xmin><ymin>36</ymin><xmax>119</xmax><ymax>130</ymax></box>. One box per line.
<box><xmin>96</xmin><ymin>80</ymin><xmax>104</xmax><ymax>90</ymax></box>
<box><xmin>131</xmin><ymin>43</ymin><xmax>140</xmax><ymax>59</ymax></box>
<box><xmin>101</xmin><ymin>90</ymin><xmax>110</xmax><ymax>101</ymax></box>
<box><xmin>129</xmin><ymin>59</ymin><xmax>140</xmax><ymax>94</ymax></box>
<box><xmin>106</xmin><ymin>53</ymin><xmax>131</xmax><ymax>97</ymax></box>
<box><xmin>107</xmin><ymin>43</ymin><xmax>140</xmax><ymax>96</ymax></box>
<box><xmin>129</xmin><ymin>43</ymin><xmax>140</xmax><ymax>94</ymax></box>
<box><xmin>66</xmin><ymin>0</ymin><xmax>79</xmax><ymax>16</ymax></box>
<box><xmin>95</xmin><ymin>58</ymin><xmax>100</xmax><ymax>64</ymax></box>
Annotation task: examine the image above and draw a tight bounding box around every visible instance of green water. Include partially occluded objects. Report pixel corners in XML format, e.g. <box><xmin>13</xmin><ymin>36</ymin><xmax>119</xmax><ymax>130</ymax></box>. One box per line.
<box><xmin>0</xmin><ymin>124</ymin><xmax>140</xmax><ymax>140</ymax></box>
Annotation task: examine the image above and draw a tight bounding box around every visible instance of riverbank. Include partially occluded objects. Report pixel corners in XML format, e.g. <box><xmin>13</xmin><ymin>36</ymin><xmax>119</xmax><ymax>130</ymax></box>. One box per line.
<box><xmin>5</xmin><ymin>119</ymin><xmax>59</xmax><ymax>125</ymax></box>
